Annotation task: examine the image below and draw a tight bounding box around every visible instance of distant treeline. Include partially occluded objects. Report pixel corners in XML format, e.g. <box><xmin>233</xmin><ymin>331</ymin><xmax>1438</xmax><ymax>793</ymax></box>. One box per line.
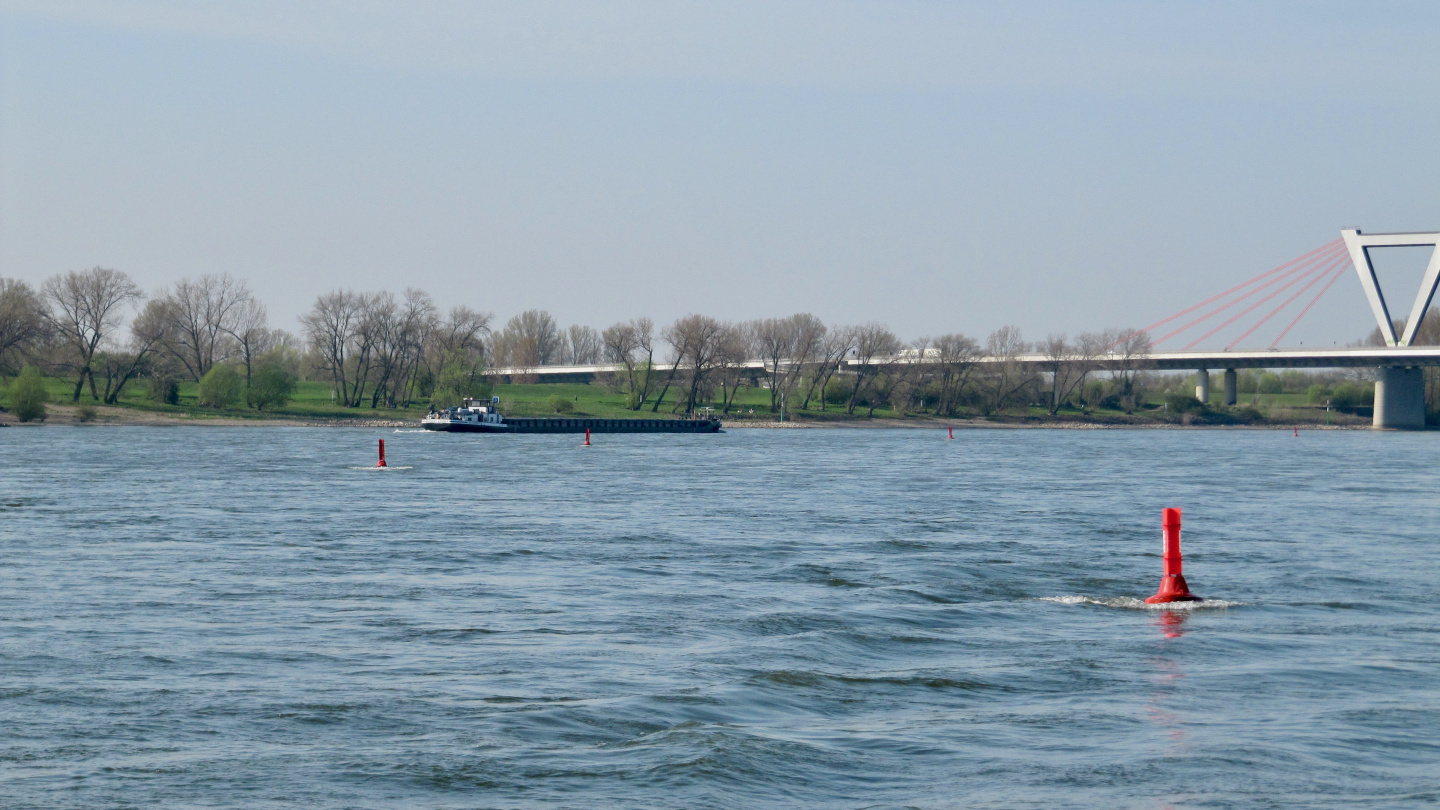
<box><xmin>1</xmin><ymin>267</ymin><xmax>1429</xmax><ymax>418</ymax></box>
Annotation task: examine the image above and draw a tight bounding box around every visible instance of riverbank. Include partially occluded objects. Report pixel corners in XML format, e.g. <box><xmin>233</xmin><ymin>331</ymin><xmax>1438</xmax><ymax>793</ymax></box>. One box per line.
<box><xmin>0</xmin><ymin>403</ymin><xmax>1376</xmax><ymax>430</ymax></box>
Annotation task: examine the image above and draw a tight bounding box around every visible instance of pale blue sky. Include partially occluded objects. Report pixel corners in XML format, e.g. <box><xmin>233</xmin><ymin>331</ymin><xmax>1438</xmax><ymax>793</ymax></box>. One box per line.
<box><xmin>2</xmin><ymin>1</ymin><xmax>1438</xmax><ymax>347</ymax></box>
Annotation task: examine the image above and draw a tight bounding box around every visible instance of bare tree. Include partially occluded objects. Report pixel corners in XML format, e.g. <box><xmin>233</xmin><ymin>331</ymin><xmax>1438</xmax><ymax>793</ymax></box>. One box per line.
<box><xmin>803</xmin><ymin>325</ymin><xmax>856</xmax><ymax>411</ymax></box>
<box><xmin>362</xmin><ymin>291</ymin><xmax>402</xmax><ymax>408</ymax></box>
<box><xmin>498</xmin><ymin>309</ymin><xmax>563</xmax><ymax>369</ymax></box>
<box><xmin>221</xmin><ymin>297</ymin><xmax>272</xmax><ymax>385</ymax></box>
<box><xmin>1107</xmin><ymin>327</ymin><xmax>1153</xmax><ymax>413</ymax></box>
<box><xmin>712</xmin><ymin>323</ymin><xmax>750</xmax><ymax>414</ymax></box>
<box><xmin>42</xmin><ymin>267</ymin><xmax>142</xmax><ymax>402</ymax></box>
<box><xmin>1040</xmin><ymin>334</ymin><xmax>1076</xmax><ymax>415</ymax></box>
<box><xmin>664</xmin><ymin>314</ymin><xmax>728</xmax><ymax>414</ymax></box>
<box><xmin>160</xmin><ymin>274</ymin><xmax>252</xmax><ymax>381</ymax></box>
<box><xmin>980</xmin><ymin>325</ymin><xmax>1034</xmax><ymax>414</ymax></box>
<box><xmin>1069</xmin><ymin>332</ymin><xmax>1107</xmax><ymax>412</ymax></box>
<box><xmin>97</xmin><ymin>298</ymin><xmax>173</xmax><ymax>404</ymax></box>
<box><xmin>602</xmin><ymin>321</ymin><xmax>639</xmax><ymax>381</ymax></box>
<box><xmin>567</xmin><ymin>324</ymin><xmax>602</xmax><ymax>365</ymax></box>
<box><xmin>0</xmin><ymin>278</ymin><xmax>48</xmax><ymax>375</ymax></box>
<box><xmin>387</xmin><ymin>289</ymin><xmax>439</xmax><ymax>407</ymax></box>
<box><xmin>748</xmin><ymin>317</ymin><xmax>795</xmax><ymax>413</ymax></box>
<box><xmin>424</xmin><ymin>304</ymin><xmax>491</xmax><ymax>399</ymax></box>
<box><xmin>301</xmin><ymin>289</ymin><xmax>366</xmax><ymax>407</ymax></box>
<box><xmin>782</xmin><ymin>314</ymin><xmax>826</xmax><ymax>405</ymax></box>
<box><xmin>846</xmin><ymin>323</ymin><xmax>902</xmax><ymax>415</ymax></box>
<box><xmin>603</xmin><ymin>317</ymin><xmax>658</xmax><ymax>409</ymax></box>
<box><xmin>932</xmin><ymin>333</ymin><xmax>980</xmax><ymax>416</ymax></box>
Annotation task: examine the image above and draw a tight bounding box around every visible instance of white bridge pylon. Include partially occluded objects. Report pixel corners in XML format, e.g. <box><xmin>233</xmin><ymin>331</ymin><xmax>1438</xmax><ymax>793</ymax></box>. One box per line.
<box><xmin>1342</xmin><ymin>228</ymin><xmax>1440</xmax><ymax>347</ymax></box>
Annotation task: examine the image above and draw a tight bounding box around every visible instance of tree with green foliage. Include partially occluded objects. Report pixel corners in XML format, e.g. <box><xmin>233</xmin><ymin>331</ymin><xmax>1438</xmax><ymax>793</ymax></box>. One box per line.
<box><xmin>430</xmin><ymin>350</ymin><xmax>490</xmax><ymax>408</ymax></box>
<box><xmin>248</xmin><ymin>362</ymin><xmax>297</xmax><ymax>411</ymax></box>
<box><xmin>148</xmin><ymin>375</ymin><xmax>179</xmax><ymax>405</ymax></box>
<box><xmin>10</xmin><ymin>365</ymin><xmax>47</xmax><ymax>422</ymax></box>
<box><xmin>197</xmin><ymin>364</ymin><xmax>243</xmax><ymax>409</ymax></box>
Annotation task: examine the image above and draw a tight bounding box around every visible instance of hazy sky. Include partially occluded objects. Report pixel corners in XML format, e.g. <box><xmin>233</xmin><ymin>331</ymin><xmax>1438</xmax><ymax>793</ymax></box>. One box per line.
<box><xmin>3</xmin><ymin>1</ymin><xmax>1439</xmax><ymax>348</ymax></box>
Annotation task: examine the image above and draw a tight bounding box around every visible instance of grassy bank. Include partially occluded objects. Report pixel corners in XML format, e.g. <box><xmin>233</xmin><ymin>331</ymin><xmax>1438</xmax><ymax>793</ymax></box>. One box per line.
<box><xmin>0</xmin><ymin>373</ymin><xmax>1374</xmax><ymax>427</ymax></box>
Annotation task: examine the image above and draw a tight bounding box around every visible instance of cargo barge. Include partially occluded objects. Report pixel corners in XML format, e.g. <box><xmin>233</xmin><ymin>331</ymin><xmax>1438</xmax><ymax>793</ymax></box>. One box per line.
<box><xmin>421</xmin><ymin>398</ymin><xmax>722</xmax><ymax>434</ymax></box>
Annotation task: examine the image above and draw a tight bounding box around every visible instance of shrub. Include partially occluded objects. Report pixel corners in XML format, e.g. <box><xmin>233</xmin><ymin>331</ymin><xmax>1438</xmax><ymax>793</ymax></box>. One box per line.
<box><xmin>547</xmin><ymin>395</ymin><xmax>574</xmax><ymax>414</ymax></box>
<box><xmin>1164</xmin><ymin>394</ymin><xmax>1205</xmax><ymax>415</ymax></box>
<box><xmin>11</xmin><ymin>365</ymin><xmax>47</xmax><ymax>422</ymax></box>
<box><xmin>824</xmin><ymin>377</ymin><xmax>852</xmax><ymax>406</ymax></box>
<box><xmin>248</xmin><ymin>363</ymin><xmax>297</xmax><ymax>411</ymax></box>
<box><xmin>1330</xmin><ymin>382</ymin><xmax>1374</xmax><ymax>412</ymax></box>
<box><xmin>1306</xmin><ymin>384</ymin><xmax>1330</xmax><ymax>404</ymax></box>
<box><xmin>1233</xmin><ymin>404</ymin><xmax>1265</xmax><ymax>422</ymax></box>
<box><xmin>1258</xmin><ymin>372</ymin><xmax>1284</xmax><ymax>394</ymax></box>
<box><xmin>148</xmin><ymin>375</ymin><xmax>179</xmax><ymax>405</ymax></box>
<box><xmin>198</xmin><ymin>364</ymin><xmax>243</xmax><ymax>409</ymax></box>
<box><xmin>75</xmin><ymin>402</ymin><xmax>98</xmax><ymax>422</ymax></box>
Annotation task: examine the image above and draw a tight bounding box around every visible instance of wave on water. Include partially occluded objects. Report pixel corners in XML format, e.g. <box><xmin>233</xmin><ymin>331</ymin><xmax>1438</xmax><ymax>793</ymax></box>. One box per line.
<box><xmin>348</xmin><ymin>465</ymin><xmax>415</xmax><ymax>471</ymax></box>
<box><xmin>1040</xmin><ymin>595</ymin><xmax>1242</xmax><ymax>611</ymax></box>
<box><xmin>392</xmin><ymin>429</ymin><xmax>428</xmax><ymax>433</ymax></box>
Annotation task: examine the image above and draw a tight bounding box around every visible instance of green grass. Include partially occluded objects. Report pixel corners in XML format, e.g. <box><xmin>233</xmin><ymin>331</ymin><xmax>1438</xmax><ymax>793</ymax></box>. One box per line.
<box><xmin>3</xmin><ymin>372</ymin><xmax>1370</xmax><ymax>425</ymax></box>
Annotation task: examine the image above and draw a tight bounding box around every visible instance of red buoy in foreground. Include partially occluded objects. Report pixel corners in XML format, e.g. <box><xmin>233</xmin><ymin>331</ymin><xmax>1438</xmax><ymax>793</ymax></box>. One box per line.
<box><xmin>377</xmin><ymin>439</ymin><xmax>387</xmax><ymax>468</ymax></box>
<box><xmin>948</xmin><ymin>426</ymin><xmax>954</xmax><ymax>439</ymax></box>
<box><xmin>1145</xmin><ymin>507</ymin><xmax>1201</xmax><ymax>604</ymax></box>
<box><xmin>584</xmin><ymin>428</ymin><xmax>591</xmax><ymax>447</ymax></box>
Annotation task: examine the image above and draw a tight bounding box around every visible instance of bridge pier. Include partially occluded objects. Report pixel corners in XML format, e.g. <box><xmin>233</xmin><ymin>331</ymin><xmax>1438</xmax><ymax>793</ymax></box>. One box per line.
<box><xmin>1223</xmin><ymin>369</ymin><xmax>1237</xmax><ymax>406</ymax></box>
<box><xmin>1374</xmin><ymin>366</ymin><xmax>1426</xmax><ymax>429</ymax></box>
<box><xmin>1194</xmin><ymin>369</ymin><xmax>1209</xmax><ymax>405</ymax></box>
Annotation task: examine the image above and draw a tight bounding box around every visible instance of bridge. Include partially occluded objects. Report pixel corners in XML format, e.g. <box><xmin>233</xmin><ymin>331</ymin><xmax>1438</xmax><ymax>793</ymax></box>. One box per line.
<box><xmin>495</xmin><ymin>228</ymin><xmax>1440</xmax><ymax>428</ymax></box>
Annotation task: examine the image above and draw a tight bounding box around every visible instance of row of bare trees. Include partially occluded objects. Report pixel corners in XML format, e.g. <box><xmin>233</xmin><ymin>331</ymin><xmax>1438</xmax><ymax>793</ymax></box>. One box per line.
<box><xmin>2</xmin><ymin>268</ymin><xmax>1155</xmax><ymax>416</ymax></box>
<box><xmin>301</xmin><ymin>290</ymin><xmax>491</xmax><ymax>408</ymax></box>
<box><xmin>0</xmin><ymin>268</ymin><xmax>295</xmax><ymax>404</ymax></box>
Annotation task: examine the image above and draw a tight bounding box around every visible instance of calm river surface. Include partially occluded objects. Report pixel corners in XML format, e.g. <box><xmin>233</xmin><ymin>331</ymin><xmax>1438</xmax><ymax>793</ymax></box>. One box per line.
<box><xmin>2</xmin><ymin>426</ymin><xmax>1438</xmax><ymax>808</ymax></box>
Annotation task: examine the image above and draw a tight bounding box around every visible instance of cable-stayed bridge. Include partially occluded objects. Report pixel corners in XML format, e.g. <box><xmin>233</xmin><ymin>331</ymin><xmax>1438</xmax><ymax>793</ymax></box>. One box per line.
<box><xmin>495</xmin><ymin>228</ymin><xmax>1440</xmax><ymax>428</ymax></box>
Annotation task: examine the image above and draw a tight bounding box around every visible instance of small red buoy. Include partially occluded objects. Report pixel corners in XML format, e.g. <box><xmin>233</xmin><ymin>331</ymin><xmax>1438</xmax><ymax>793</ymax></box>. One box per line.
<box><xmin>948</xmin><ymin>426</ymin><xmax>954</xmax><ymax>439</ymax></box>
<box><xmin>584</xmin><ymin>428</ymin><xmax>591</xmax><ymax>447</ymax></box>
<box><xmin>1294</xmin><ymin>426</ymin><xmax>1299</xmax><ymax>437</ymax></box>
<box><xmin>377</xmin><ymin>438</ymin><xmax>387</xmax><ymax>467</ymax></box>
<box><xmin>1145</xmin><ymin>507</ymin><xmax>1201</xmax><ymax>604</ymax></box>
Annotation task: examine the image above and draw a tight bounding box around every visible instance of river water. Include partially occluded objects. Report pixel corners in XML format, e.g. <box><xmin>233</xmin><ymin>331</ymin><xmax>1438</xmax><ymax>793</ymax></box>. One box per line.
<box><xmin>1</xmin><ymin>426</ymin><xmax>1438</xmax><ymax>808</ymax></box>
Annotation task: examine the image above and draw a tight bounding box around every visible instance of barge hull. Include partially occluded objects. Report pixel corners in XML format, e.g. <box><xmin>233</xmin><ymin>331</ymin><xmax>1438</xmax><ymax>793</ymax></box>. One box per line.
<box><xmin>424</xmin><ymin>418</ymin><xmax>721</xmax><ymax>434</ymax></box>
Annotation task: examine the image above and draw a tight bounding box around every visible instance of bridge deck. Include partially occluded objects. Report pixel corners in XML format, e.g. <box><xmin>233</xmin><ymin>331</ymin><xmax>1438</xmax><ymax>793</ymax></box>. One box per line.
<box><xmin>491</xmin><ymin>347</ymin><xmax>1440</xmax><ymax>382</ymax></box>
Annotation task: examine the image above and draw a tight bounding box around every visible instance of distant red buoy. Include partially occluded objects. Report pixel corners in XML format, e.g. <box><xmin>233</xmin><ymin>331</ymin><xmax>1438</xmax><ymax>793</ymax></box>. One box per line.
<box><xmin>1145</xmin><ymin>507</ymin><xmax>1201</xmax><ymax>604</ymax></box>
<box><xmin>377</xmin><ymin>438</ymin><xmax>387</xmax><ymax>468</ymax></box>
<box><xmin>1294</xmin><ymin>426</ymin><xmax>1299</xmax><ymax>437</ymax></box>
<box><xmin>948</xmin><ymin>426</ymin><xmax>954</xmax><ymax>439</ymax></box>
<box><xmin>584</xmin><ymin>428</ymin><xmax>591</xmax><ymax>447</ymax></box>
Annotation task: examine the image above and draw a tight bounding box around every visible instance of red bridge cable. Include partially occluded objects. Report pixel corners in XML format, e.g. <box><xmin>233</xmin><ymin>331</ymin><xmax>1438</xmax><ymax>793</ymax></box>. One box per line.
<box><xmin>1268</xmin><ymin>262</ymin><xmax>1353</xmax><ymax>349</ymax></box>
<box><xmin>1225</xmin><ymin>253</ymin><xmax>1353</xmax><ymax>349</ymax></box>
<box><xmin>1138</xmin><ymin>238</ymin><xmax>1345</xmax><ymax>335</ymax></box>
<box><xmin>1148</xmin><ymin>244</ymin><xmax>1345</xmax><ymax>346</ymax></box>
<box><xmin>1180</xmin><ymin>258</ymin><xmax>1340</xmax><ymax>350</ymax></box>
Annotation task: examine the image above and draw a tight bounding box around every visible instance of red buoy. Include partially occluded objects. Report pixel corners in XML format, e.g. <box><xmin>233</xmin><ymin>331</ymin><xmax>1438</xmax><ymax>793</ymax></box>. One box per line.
<box><xmin>948</xmin><ymin>426</ymin><xmax>954</xmax><ymax>439</ymax></box>
<box><xmin>377</xmin><ymin>438</ymin><xmax>387</xmax><ymax>468</ymax></box>
<box><xmin>1294</xmin><ymin>426</ymin><xmax>1299</xmax><ymax>437</ymax></box>
<box><xmin>1145</xmin><ymin>507</ymin><xmax>1200</xmax><ymax>604</ymax></box>
<box><xmin>584</xmin><ymin>428</ymin><xmax>591</xmax><ymax>447</ymax></box>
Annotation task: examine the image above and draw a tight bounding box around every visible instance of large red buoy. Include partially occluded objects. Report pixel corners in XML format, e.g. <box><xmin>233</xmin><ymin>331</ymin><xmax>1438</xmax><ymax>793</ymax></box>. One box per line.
<box><xmin>948</xmin><ymin>426</ymin><xmax>954</xmax><ymax>439</ymax></box>
<box><xmin>1145</xmin><ymin>507</ymin><xmax>1201</xmax><ymax>604</ymax></box>
<box><xmin>377</xmin><ymin>438</ymin><xmax>387</xmax><ymax>468</ymax></box>
<box><xmin>584</xmin><ymin>428</ymin><xmax>591</xmax><ymax>447</ymax></box>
